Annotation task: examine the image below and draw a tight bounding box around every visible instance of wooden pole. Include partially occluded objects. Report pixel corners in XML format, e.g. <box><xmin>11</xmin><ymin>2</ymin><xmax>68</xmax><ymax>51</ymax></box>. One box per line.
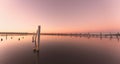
<box><xmin>36</xmin><ymin>26</ymin><xmax>41</xmax><ymax>52</ymax></box>
<box><xmin>35</xmin><ymin>30</ymin><xmax>37</xmax><ymax>49</ymax></box>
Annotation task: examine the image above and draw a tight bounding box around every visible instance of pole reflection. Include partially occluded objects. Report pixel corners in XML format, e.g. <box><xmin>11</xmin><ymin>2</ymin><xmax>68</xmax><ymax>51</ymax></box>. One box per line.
<box><xmin>33</xmin><ymin>49</ymin><xmax>40</xmax><ymax>64</ymax></box>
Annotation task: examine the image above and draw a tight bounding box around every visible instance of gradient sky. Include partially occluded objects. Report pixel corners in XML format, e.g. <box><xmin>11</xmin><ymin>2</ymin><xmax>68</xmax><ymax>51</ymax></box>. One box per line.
<box><xmin>0</xmin><ymin>0</ymin><xmax>120</xmax><ymax>33</ymax></box>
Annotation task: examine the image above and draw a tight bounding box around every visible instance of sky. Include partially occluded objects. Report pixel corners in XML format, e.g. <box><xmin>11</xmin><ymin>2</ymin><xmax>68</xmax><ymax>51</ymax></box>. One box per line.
<box><xmin>0</xmin><ymin>0</ymin><xmax>120</xmax><ymax>33</ymax></box>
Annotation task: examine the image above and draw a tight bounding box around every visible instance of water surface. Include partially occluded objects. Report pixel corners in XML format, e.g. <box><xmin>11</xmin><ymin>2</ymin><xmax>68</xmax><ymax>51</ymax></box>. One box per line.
<box><xmin>0</xmin><ymin>35</ymin><xmax>120</xmax><ymax>64</ymax></box>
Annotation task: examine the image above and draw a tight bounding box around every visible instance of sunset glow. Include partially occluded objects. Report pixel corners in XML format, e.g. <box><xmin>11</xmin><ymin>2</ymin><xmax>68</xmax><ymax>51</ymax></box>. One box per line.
<box><xmin>0</xmin><ymin>0</ymin><xmax>120</xmax><ymax>33</ymax></box>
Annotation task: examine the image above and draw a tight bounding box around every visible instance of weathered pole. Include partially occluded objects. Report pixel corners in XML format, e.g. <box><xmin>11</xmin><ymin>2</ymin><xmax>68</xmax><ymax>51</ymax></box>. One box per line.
<box><xmin>33</xmin><ymin>25</ymin><xmax>41</xmax><ymax>52</ymax></box>
<box><xmin>36</xmin><ymin>26</ymin><xmax>41</xmax><ymax>52</ymax></box>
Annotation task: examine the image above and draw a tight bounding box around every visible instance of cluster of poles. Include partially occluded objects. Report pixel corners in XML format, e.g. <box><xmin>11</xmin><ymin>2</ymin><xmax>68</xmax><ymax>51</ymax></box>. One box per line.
<box><xmin>31</xmin><ymin>26</ymin><xmax>120</xmax><ymax>51</ymax></box>
<box><xmin>32</xmin><ymin>26</ymin><xmax>41</xmax><ymax>52</ymax></box>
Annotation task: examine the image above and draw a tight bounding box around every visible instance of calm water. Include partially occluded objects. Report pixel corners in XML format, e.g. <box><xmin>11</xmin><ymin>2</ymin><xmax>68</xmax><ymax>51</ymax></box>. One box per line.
<box><xmin>0</xmin><ymin>35</ymin><xmax>120</xmax><ymax>64</ymax></box>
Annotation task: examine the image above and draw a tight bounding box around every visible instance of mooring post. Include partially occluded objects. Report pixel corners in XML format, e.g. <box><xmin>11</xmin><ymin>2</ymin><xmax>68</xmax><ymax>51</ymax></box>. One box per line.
<box><xmin>36</xmin><ymin>26</ymin><xmax>41</xmax><ymax>52</ymax></box>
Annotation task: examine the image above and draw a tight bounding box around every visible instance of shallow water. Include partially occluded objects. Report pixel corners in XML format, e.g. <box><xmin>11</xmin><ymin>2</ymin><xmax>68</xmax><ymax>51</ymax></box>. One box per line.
<box><xmin>0</xmin><ymin>35</ymin><xmax>120</xmax><ymax>64</ymax></box>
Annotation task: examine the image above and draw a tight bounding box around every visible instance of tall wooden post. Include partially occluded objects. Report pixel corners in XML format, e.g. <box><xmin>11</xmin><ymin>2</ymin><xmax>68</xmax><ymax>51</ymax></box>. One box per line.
<box><xmin>36</xmin><ymin>26</ymin><xmax>41</xmax><ymax>52</ymax></box>
<box><xmin>33</xmin><ymin>25</ymin><xmax>41</xmax><ymax>52</ymax></box>
<box><xmin>38</xmin><ymin>26</ymin><xmax>40</xmax><ymax>49</ymax></box>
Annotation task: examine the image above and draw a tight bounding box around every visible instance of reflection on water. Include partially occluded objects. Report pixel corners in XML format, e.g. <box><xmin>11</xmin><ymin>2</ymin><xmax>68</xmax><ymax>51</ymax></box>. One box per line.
<box><xmin>0</xmin><ymin>35</ymin><xmax>120</xmax><ymax>64</ymax></box>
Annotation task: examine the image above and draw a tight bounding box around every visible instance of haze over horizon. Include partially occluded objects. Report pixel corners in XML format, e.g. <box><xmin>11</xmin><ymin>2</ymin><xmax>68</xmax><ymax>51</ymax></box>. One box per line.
<box><xmin>0</xmin><ymin>0</ymin><xmax>120</xmax><ymax>33</ymax></box>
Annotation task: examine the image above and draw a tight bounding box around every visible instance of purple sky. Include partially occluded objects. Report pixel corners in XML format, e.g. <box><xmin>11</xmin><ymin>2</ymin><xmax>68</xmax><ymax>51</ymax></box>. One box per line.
<box><xmin>0</xmin><ymin>0</ymin><xmax>120</xmax><ymax>33</ymax></box>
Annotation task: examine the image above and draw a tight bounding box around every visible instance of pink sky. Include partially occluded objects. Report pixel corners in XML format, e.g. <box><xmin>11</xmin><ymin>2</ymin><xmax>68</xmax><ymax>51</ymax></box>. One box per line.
<box><xmin>0</xmin><ymin>0</ymin><xmax>120</xmax><ymax>33</ymax></box>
